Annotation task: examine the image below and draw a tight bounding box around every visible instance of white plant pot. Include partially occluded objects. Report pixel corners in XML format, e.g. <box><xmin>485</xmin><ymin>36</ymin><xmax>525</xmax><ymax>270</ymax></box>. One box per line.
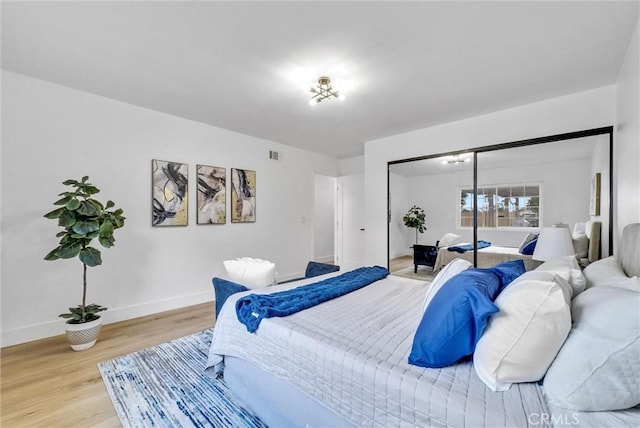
<box><xmin>64</xmin><ymin>318</ymin><xmax>102</xmax><ymax>351</ymax></box>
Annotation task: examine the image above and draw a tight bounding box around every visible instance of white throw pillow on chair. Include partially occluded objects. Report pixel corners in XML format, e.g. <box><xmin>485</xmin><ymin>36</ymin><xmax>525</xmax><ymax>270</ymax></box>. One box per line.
<box><xmin>437</xmin><ymin>233</ymin><xmax>462</xmax><ymax>248</ymax></box>
<box><xmin>223</xmin><ymin>257</ymin><xmax>276</xmax><ymax>288</ymax></box>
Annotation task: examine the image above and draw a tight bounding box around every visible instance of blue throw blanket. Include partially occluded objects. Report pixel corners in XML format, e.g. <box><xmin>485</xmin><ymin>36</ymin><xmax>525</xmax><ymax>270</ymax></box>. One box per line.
<box><xmin>236</xmin><ymin>266</ymin><xmax>389</xmax><ymax>333</ymax></box>
<box><xmin>447</xmin><ymin>240</ymin><xmax>491</xmax><ymax>253</ymax></box>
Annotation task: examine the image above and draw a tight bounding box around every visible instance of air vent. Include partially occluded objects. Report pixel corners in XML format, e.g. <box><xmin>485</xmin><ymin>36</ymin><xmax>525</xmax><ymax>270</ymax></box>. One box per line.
<box><xmin>269</xmin><ymin>150</ymin><xmax>280</xmax><ymax>161</ymax></box>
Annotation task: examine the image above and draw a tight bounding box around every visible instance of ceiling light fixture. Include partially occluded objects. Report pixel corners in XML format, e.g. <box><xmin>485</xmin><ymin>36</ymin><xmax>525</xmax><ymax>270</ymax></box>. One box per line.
<box><xmin>309</xmin><ymin>76</ymin><xmax>346</xmax><ymax>105</ymax></box>
<box><xmin>441</xmin><ymin>154</ymin><xmax>472</xmax><ymax>165</ymax></box>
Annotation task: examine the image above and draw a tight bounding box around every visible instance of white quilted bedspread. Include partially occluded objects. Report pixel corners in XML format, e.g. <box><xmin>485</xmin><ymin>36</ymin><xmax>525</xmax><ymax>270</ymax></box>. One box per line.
<box><xmin>206</xmin><ymin>273</ymin><xmax>550</xmax><ymax>427</ymax></box>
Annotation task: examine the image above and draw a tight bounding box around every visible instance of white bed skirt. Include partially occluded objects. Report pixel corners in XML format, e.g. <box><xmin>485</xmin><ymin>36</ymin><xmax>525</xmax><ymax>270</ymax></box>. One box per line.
<box><xmin>225</xmin><ymin>356</ymin><xmax>353</xmax><ymax>427</ymax></box>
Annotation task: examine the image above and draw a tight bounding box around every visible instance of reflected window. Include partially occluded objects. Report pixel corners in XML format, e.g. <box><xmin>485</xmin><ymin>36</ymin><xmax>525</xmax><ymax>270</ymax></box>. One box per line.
<box><xmin>459</xmin><ymin>183</ymin><xmax>541</xmax><ymax>229</ymax></box>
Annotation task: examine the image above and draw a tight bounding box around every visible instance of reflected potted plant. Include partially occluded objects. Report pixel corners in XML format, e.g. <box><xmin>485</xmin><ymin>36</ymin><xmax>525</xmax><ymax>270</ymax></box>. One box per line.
<box><xmin>44</xmin><ymin>176</ymin><xmax>125</xmax><ymax>351</ymax></box>
<box><xmin>403</xmin><ymin>205</ymin><xmax>426</xmax><ymax>245</ymax></box>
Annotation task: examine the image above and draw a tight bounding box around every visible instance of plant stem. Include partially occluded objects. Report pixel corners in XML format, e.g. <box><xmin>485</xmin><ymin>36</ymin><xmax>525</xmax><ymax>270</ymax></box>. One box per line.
<box><xmin>82</xmin><ymin>262</ymin><xmax>87</xmax><ymax>320</ymax></box>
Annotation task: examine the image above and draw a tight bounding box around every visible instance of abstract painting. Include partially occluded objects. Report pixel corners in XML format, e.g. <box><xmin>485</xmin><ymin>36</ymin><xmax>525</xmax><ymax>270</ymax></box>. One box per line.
<box><xmin>231</xmin><ymin>168</ymin><xmax>256</xmax><ymax>223</ymax></box>
<box><xmin>197</xmin><ymin>165</ymin><xmax>226</xmax><ymax>224</ymax></box>
<box><xmin>152</xmin><ymin>159</ymin><xmax>188</xmax><ymax>226</ymax></box>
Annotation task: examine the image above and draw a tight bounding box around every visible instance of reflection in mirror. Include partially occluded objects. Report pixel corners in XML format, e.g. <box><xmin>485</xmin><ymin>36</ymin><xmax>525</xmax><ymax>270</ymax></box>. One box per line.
<box><xmin>388</xmin><ymin>153</ymin><xmax>473</xmax><ymax>279</ymax></box>
<box><xmin>387</xmin><ymin>130</ymin><xmax>612</xmax><ymax>277</ymax></box>
<box><xmin>475</xmin><ymin>136</ymin><xmax>609</xmax><ymax>270</ymax></box>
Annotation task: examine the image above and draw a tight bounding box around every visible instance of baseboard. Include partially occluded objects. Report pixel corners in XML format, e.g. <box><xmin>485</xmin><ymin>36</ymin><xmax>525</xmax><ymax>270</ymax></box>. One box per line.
<box><xmin>1</xmin><ymin>291</ymin><xmax>213</xmax><ymax>348</ymax></box>
<box><xmin>390</xmin><ymin>250</ymin><xmax>412</xmax><ymax>259</ymax></box>
<box><xmin>276</xmin><ymin>270</ymin><xmax>305</xmax><ymax>283</ymax></box>
<box><xmin>313</xmin><ymin>255</ymin><xmax>334</xmax><ymax>263</ymax></box>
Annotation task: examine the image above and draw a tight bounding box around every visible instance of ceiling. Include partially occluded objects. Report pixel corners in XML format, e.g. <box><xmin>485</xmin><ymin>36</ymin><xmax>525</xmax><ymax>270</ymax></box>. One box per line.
<box><xmin>389</xmin><ymin>135</ymin><xmax>601</xmax><ymax>177</ymax></box>
<box><xmin>2</xmin><ymin>1</ymin><xmax>638</xmax><ymax>159</ymax></box>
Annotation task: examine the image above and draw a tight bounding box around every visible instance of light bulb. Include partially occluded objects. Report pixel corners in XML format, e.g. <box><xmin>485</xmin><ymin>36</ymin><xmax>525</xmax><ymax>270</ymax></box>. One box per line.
<box><xmin>338</xmin><ymin>93</ymin><xmax>346</xmax><ymax>101</ymax></box>
<box><xmin>309</xmin><ymin>98</ymin><xmax>317</xmax><ymax>106</ymax></box>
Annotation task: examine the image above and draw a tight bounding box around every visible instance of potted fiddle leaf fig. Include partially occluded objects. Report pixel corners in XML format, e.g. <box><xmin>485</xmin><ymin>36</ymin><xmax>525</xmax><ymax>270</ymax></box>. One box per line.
<box><xmin>44</xmin><ymin>176</ymin><xmax>125</xmax><ymax>351</ymax></box>
<box><xmin>403</xmin><ymin>205</ymin><xmax>426</xmax><ymax>245</ymax></box>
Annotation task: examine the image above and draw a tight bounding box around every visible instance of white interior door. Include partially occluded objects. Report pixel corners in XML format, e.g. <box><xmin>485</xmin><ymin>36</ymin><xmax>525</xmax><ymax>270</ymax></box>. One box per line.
<box><xmin>336</xmin><ymin>175</ymin><xmax>365</xmax><ymax>268</ymax></box>
<box><xmin>313</xmin><ymin>175</ymin><xmax>336</xmax><ymax>263</ymax></box>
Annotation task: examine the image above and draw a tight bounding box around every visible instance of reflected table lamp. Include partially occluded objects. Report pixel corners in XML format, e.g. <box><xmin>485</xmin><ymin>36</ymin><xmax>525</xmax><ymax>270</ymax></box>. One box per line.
<box><xmin>532</xmin><ymin>227</ymin><xmax>575</xmax><ymax>261</ymax></box>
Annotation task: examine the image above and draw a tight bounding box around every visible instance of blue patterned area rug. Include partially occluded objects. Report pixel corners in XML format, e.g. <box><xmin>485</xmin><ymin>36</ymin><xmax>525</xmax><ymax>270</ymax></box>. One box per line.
<box><xmin>98</xmin><ymin>329</ymin><xmax>267</xmax><ymax>428</ymax></box>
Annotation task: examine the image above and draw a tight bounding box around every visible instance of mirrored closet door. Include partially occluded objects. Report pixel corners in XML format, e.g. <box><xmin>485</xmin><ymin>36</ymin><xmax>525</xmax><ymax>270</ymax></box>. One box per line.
<box><xmin>387</xmin><ymin>127</ymin><xmax>613</xmax><ymax>276</ymax></box>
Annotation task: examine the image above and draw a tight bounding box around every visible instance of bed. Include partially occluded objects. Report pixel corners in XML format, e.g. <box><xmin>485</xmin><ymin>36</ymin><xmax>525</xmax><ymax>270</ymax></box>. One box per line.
<box><xmin>433</xmin><ymin>243</ymin><xmax>540</xmax><ymax>272</ymax></box>
<box><xmin>433</xmin><ymin>222</ymin><xmax>602</xmax><ymax>273</ymax></box>
<box><xmin>206</xmin><ymin>223</ymin><xmax>638</xmax><ymax>428</ymax></box>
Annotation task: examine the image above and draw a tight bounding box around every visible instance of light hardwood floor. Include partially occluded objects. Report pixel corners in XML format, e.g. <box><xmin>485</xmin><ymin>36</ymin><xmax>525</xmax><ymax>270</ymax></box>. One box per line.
<box><xmin>1</xmin><ymin>302</ymin><xmax>215</xmax><ymax>428</ymax></box>
<box><xmin>389</xmin><ymin>255</ymin><xmax>413</xmax><ymax>272</ymax></box>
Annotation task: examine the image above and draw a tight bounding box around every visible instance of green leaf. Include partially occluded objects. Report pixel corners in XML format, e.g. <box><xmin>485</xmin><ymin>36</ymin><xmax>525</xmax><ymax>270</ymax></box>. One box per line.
<box><xmin>83</xmin><ymin>185</ymin><xmax>100</xmax><ymax>195</ymax></box>
<box><xmin>69</xmin><ymin>307</ymin><xmax>83</xmax><ymax>315</ymax></box>
<box><xmin>59</xmin><ymin>313</ymin><xmax>74</xmax><ymax>319</ymax></box>
<box><xmin>77</xmin><ymin>200</ymin><xmax>99</xmax><ymax>216</ymax></box>
<box><xmin>57</xmin><ymin>242</ymin><xmax>82</xmax><ymax>259</ymax></box>
<box><xmin>105</xmin><ymin>200</ymin><xmax>115</xmax><ymax>209</ymax></box>
<box><xmin>62</xmin><ymin>179</ymin><xmax>79</xmax><ymax>186</ymax></box>
<box><xmin>53</xmin><ymin>195</ymin><xmax>72</xmax><ymax>206</ymax></box>
<box><xmin>44</xmin><ymin>207</ymin><xmax>66</xmax><ymax>219</ymax></box>
<box><xmin>65</xmin><ymin>198</ymin><xmax>81</xmax><ymax>210</ymax></box>
<box><xmin>86</xmin><ymin>230</ymin><xmax>101</xmax><ymax>239</ymax></box>
<box><xmin>80</xmin><ymin>247</ymin><xmax>102</xmax><ymax>267</ymax></box>
<box><xmin>55</xmin><ymin>231</ymin><xmax>66</xmax><ymax>238</ymax></box>
<box><xmin>58</xmin><ymin>210</ymin><xmax>76</xmax><ymax>228</ymax></box>
<box><xmin>44</xmin><ymin>248</ymin><xmax>61</xmax><ymax>261</ymax></box>
<box><xmin>81</xmin><ymin>176</ymin><xmax>89</xmax><ymax>183</ymax></box>
<box><xmin>71</xmin><ymin>219</ymin><xmax>100</xmax><ymax>235</ymax></box>
<box><xmin>87</xmin><ymin>199</ymin><xmax>104</xmax><ymax>211</ymax></box>
<box><xmin>100</xmin><ymin>220</ymin><xmax>113</xmax><ymax>235</ymax></box>
<box><xmin>99</xmin><ymin>235</ymin><xmax>115</xmax><ymax>248</ymax></box>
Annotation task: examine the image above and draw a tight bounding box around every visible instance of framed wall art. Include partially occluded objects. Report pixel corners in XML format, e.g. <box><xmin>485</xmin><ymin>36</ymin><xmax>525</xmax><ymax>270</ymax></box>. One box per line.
<box><xmin>231</xmin><ymin>168</ymin><xmax>256</xmax><ymax>223</ymax></box>
<box><xmin>197</xmin><ymin>164</ymin><xmax>226</xmax><ymax>224</ymax></box>
<box><xmin>590</xmin><ymin>172</ymin><xmax>601</xmax><ymax>216</ymax></box>
<box><xmin>152</xmin><ymin>159</ymin><xmax>188</xmax><ymax>226</ymax></box>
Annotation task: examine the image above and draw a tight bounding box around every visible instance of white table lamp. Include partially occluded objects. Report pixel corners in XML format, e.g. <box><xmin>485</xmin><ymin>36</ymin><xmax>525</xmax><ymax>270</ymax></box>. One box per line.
<box><xmin>532</xmin><ymin>227</ymin><xmax>575</xmax><ymax>261</ymax></box>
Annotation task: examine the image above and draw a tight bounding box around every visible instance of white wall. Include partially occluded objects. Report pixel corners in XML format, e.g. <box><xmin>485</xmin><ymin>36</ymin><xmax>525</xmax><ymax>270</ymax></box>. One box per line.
<box><xmin>390</xmin><ymin>157</ymin><xmax>591</xmax><ymax>252</ymax></box>
<box><xmin>313</xmin><ymin>175</ymin><xmax>336</xmax><ymax>263</ymax></box>
<box><xmin>616</xmin><ymin>17</ymin><xmax>640</xmax><ymax>245</ymax></box>
<box><xmin>339</xmin><ymin>155</ymin><xmax>364</xmax><ymax>176</ymax></box>
<box><xmin>364</xmin><ymin>86</ymin><xmax>617</xmax><ymax>266</ymax></box>
<box><xmin>1</xmin><ymin>71</ymin><xmax>339</xmax><ymax>346</ymax></box>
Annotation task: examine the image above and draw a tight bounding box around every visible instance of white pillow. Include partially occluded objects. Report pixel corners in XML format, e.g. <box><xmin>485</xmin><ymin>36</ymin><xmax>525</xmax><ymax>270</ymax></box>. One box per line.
<box><xmin>536</xmin><ymin>256</ymin><xmax>586</xmax><ymax>296</ymax></box>
<box><xmin>573</xmin><ymin>221</ymin><xmax>587</xmax><ymax>235</ymax></box>
<box><xmin>543</xmin><ymin>286</ymin><xmax>640</xmax><ymax>411</ymax></box>
<box><xmin>585</xmin><ymin>220</ymin><xmax>593</xmax><ymax>239</ymax></box>
<box><xmin>572</xmin><ymin>233</ymin><xmax>589</xmax><ymax>259</ymax></box>
<box><xmin>583</xmin><ymin>256</ymin><xmax>629</xmax><ymax>289</ymax></box>
<box><xmin>437</xmin><ymin>233</ymin><xmax>462</xmax><ymax>248</ymax></box>
<box><xmin>223</xmin><ymin>257</ymin><xmax>276</xmax><ymax>289</ymax></box>
<box><xmin>422</xmin><ymin>258</ymin><xmax>472</xmax><ymax>311</ymax></box>
<box><xmin>473</xmin><ymin>271</ymin><xmax>572</xmax><ymax>392</ymax></box>
<box><xmin>615</xmin><ymin>276</ymin><xmax>640</xmax><ymax>292</ymax></box>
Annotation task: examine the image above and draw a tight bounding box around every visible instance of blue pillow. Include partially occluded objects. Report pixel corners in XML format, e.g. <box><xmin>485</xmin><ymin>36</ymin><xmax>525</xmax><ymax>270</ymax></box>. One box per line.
<box><xmin>212</xmin><ymin>277</ymin><xmax>248</xmax><ymax>318</ymax></box>
<box><xmin>408</xmin><ymin>269</ymin><xmax>501</xmax><ymax>368</ymax></box>
<box><xmin>484</xmin><ymin>259</ymin><xmax>526</xmax><ymax>290</ymax></box>
<box><xmin>521</xmin><ymin>238</ymin><xmax>538</xmax><ymax>255</ymax></box>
